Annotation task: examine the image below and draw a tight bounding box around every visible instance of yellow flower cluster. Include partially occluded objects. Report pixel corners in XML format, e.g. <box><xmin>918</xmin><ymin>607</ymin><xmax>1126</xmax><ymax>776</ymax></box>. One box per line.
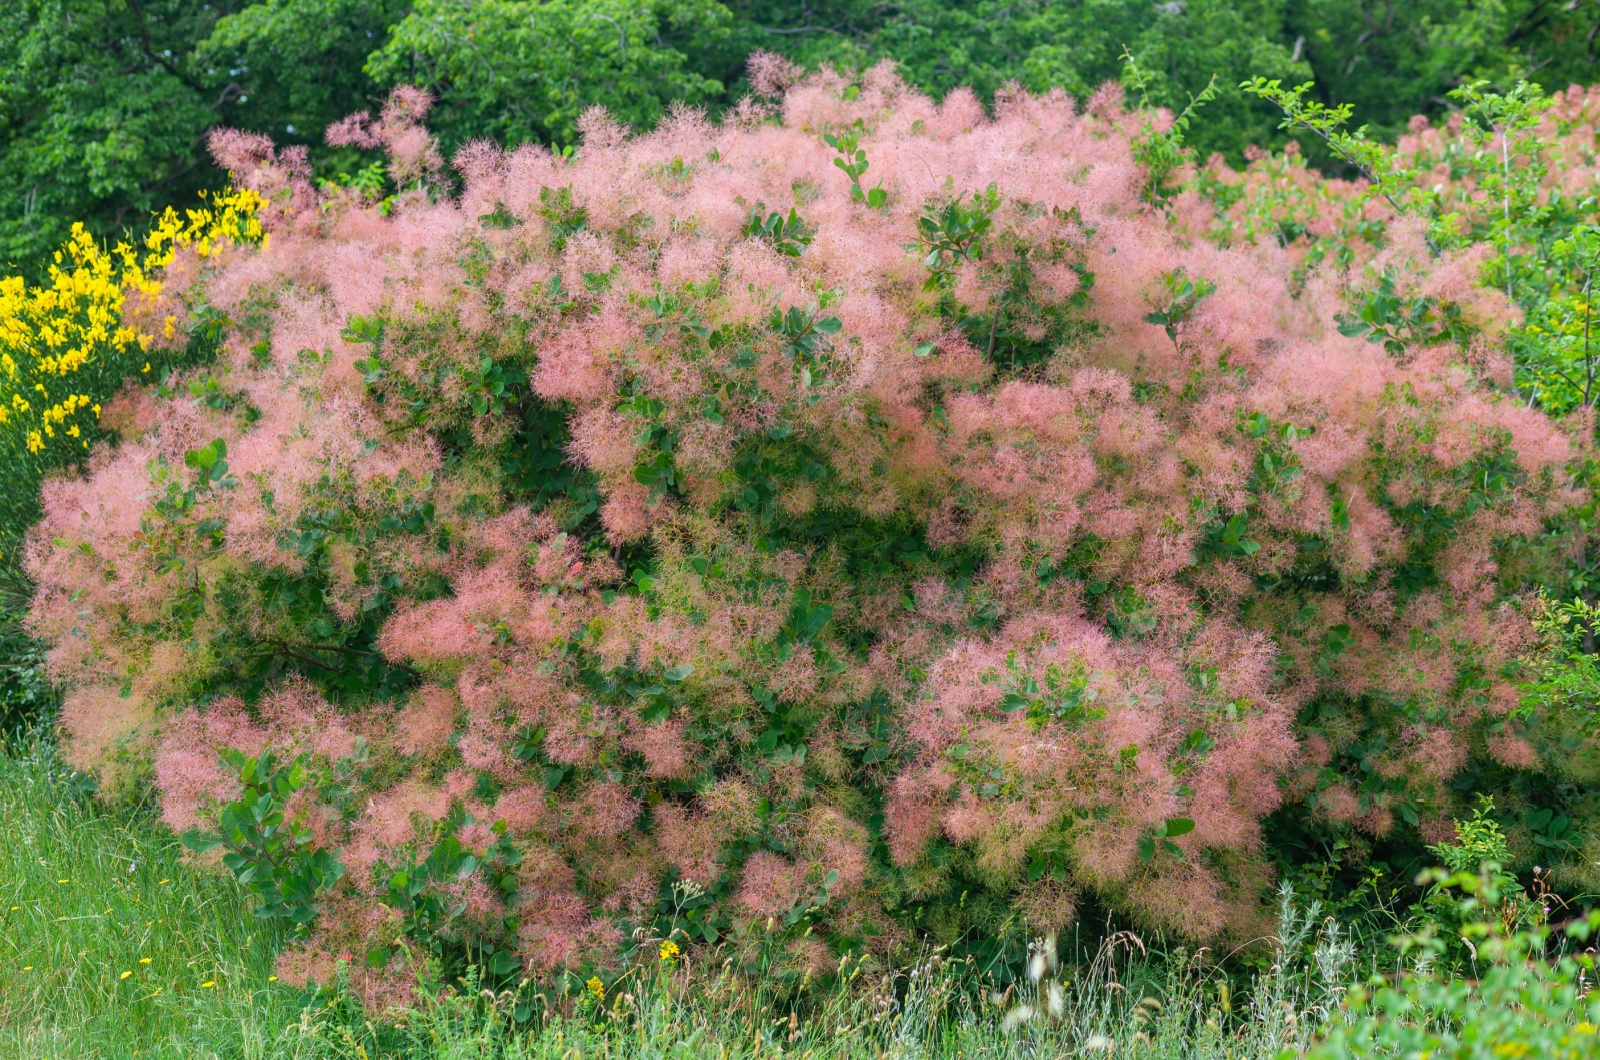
<box><xmin>25</xmin><ymin>393</ymin><xmax>96</xmax><ymax>455</ymax></box>
<box><xmin>0</xmin><ymin>187</ymin><xmax>265</xmax><ymax>464</ymax></box>
<box><xmin>124</xmin><ymin>187</ymin><xmax>269</xmax><ymax>297</ymax></box>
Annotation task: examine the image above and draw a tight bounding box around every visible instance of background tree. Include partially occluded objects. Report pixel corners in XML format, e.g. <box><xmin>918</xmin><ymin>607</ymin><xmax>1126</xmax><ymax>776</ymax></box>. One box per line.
<box><xmin>197</xmin><ymin>0</ymin><xmax>408</xmax><ymax>151</ymax></box>
<box><xmin>364</xmin><ymin>0</ymin><xmax>738</xmax><ymax>148</ymax></box>
<box><xmin>0</xmin><ymin>0</ymin><xmax>235</xmax><ymax>269</ymax></box>
<box><xmin>10</xmin><ymin>0</ymin><xmax>1600</xmax><ymax>276</ymax></box>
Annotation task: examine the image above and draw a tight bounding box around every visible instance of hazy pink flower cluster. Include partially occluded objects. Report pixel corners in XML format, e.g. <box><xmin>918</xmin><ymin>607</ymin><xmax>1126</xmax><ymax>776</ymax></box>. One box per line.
<box><xmin>326</xmin><ymin>85</ymin><xmax>445</xmax><ymax>187</ymax></box>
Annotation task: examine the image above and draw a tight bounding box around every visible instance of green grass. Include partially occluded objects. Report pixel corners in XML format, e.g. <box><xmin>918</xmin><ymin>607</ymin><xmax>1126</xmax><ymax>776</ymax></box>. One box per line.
<box><xmin>0</xmin><ymin>743</ymin><xmax>309</xmax><ymax>1059</ymax></box>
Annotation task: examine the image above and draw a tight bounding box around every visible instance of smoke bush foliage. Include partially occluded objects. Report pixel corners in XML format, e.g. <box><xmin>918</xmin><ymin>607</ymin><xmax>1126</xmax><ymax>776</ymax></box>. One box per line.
<box><xmin>21</xmin><ymin>63</ymin><xmax>1600</xmax><ymax>1009</ymax></box>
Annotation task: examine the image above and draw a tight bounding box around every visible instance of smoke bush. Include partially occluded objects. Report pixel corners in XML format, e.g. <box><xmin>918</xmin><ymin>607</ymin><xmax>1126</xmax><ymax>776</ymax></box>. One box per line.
<box><xmin>23</xmin><ymin>65</ymin><xmax>1598</xmax><ymax>1006</ymax></box>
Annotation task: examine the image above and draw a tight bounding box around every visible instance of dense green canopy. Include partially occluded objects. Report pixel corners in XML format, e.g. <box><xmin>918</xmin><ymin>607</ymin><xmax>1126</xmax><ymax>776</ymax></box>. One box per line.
<box><xmin>4</xmin><ymin>1</ymin><xmax>1599</xmax><ymax>273</ymax></box>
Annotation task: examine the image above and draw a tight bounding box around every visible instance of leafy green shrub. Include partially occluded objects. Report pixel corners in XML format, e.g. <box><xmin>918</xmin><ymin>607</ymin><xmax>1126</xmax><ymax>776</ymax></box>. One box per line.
<box><xmin>181</xmin><ymin>749</ymin><xmax>345</xmax><ymax>928</ymax></box>
<box><xmin>1313</xmin><ymin>871</ymin><xmax>1600</xmax><ymax>1060</ymax></box>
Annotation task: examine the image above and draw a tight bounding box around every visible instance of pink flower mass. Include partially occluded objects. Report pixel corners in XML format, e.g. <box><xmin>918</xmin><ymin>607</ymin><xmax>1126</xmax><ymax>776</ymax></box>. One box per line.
<box><xmin>23</xmin><ymin>70</ymin><xmax>1599</xmax><ymax>1007</ymax></box>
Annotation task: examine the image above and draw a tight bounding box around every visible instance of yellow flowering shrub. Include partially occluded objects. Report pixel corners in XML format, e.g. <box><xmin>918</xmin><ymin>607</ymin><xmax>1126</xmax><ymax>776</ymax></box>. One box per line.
<box><xmin>0</xmin><ymin>188</ymin><xmax>265</xmax><ymax>539</ymax></box>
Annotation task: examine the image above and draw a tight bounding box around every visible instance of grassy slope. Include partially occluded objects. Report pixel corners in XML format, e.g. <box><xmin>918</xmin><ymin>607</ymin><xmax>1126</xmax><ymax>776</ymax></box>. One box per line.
<box><xmin>0</xmin><ymin>745</ymin><xmax>308</xmax><ymax>1059</ymax></box>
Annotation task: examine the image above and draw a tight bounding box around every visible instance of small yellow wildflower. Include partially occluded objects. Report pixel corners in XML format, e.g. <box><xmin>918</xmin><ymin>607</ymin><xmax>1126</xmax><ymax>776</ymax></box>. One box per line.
<box><xmin>268</xmin><ymin>975</ymin><xmax>278</xmax><ymax>982</ymax></box>
<box><xmin>201</xmin><ymin>980</ymin><xmax>215</xmax><ymax>989</ymax></box>
<box><xmin>120</xmin><ymin>971</ymin><xmax>132</xmax><ymax>980</ymax></box>
<box><xmin>139</xmin><ymin>958</ymin><xmax>151</xmax><ymax>964</ymax></box>
<box><xmin>21</xmin><ymin>966</ymin><xmax>31</xmax><ymax>972</ymax></box>
<box><xmin>586</xmin><ymin>975</ymin><xmax>605</xmax><ymax>1000</ymax></box>
<box><xmin>659</xmin><ymin>939</ymin><xmax>681</xmax><ymax>962</ymax></box>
